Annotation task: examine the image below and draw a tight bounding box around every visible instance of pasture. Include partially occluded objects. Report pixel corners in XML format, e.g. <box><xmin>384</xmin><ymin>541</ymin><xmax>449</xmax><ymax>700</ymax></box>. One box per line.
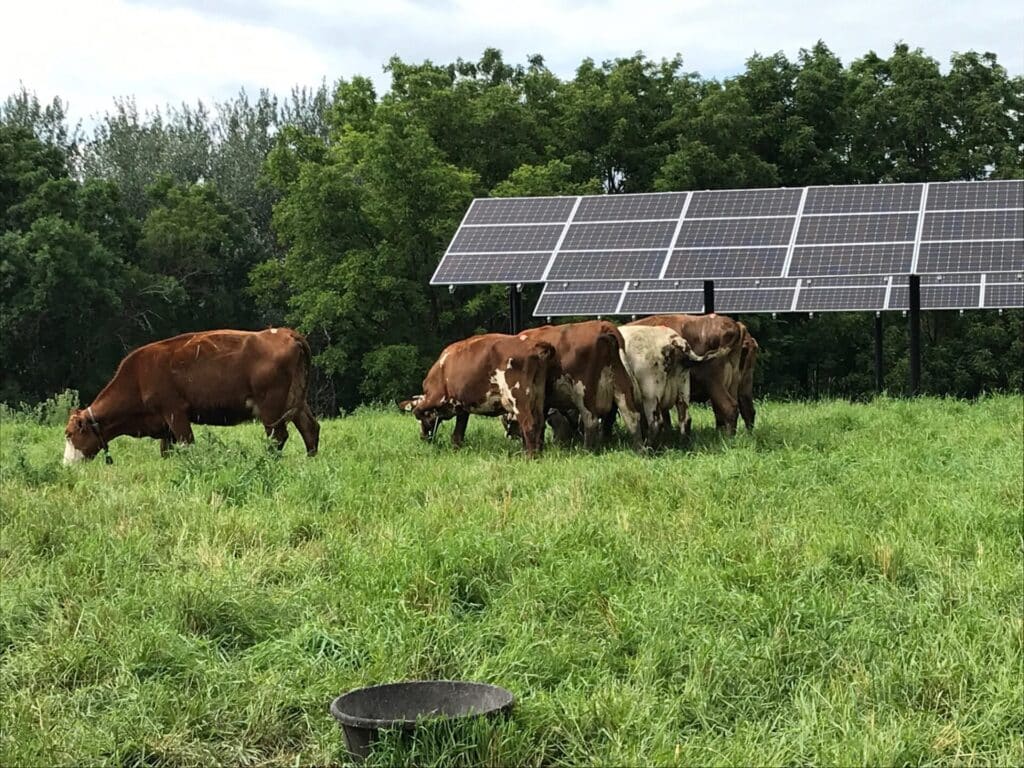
<box><xmin>1</xmin><ymin>396</ymin><xmax>1022</xmax><ymax>766</ymax></box>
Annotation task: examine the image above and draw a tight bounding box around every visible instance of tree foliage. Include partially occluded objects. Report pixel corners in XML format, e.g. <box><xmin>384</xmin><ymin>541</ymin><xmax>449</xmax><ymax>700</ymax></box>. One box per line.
<box><xmin>3</xmin><ymin>43</ymin><xmax>1022</xmax><ymax>409</ymax></box>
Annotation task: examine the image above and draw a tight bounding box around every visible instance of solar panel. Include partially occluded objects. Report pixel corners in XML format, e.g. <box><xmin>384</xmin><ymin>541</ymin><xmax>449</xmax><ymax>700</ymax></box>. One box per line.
<box><xmin>574</xmin><ymin>192</ymin><xmax>687</xmax><ymax>221</ymax></box>
<box><xmin>803</xmin><ymin>184</ymin><xmax>923</xmax><ymax>214</ymax></box>
<box><xmin>795</xmin><ymin>213</ymin><xmax>918</xmax><ymax>245</ymax></box>
<box><xmin>797</xmin><ymin>286</ymin><xmax>888</xmax><ymax>311</ymax></box>
<box><xmin>922</xmin><ymin>210</ymin><xmax>1021</xmax><ymax>240</ymax></box>
<box><xmin>787</xmin><ymin>243</ymin><xmax>913</xmax><ymax>276</ymax></box>
<box><xmin>662</xmin><ymin>247</ymin><xmax>789</xmax><ymax>278</ymax></box>
<box><xmin>675</xmin><ymin>217</ymin><xmax>795</xmax><ymax>248</ymax></box>
<box><xmin>889</xmin><ymin>283</ymin><xmax>981</xmax><ymax>311</ymax></box>
<box><xmin>546</xmin><ymin>250</ymin><xmax>665</xmax><ymax>280</ymax></box>
<box><xmin>449</xmin><ymin>224</ymin><xmax>563</xmax><ymax>253</ymax></box>
<box><xmin>464</xmin><ymin>196</ymin><xmax>576</xmax><ymax>224</ymax></box>
<box><xmin>533</xmin><ymin>271</ymin><xmax>1024</xmax><ymax>317</ymax></box>
<box><xmin>534</xmin><ymin>291</ymin><xmax>622</xmax><ymax>316</ymax></box>
<box><xmin>621</xmin><ymin>289</ymin><xmax>705</xmax><ymax>314</ymax></box>
<box><xmin>984</xmin><ymin>282</ymin><xmax>1024</xmax><ymax>308</ymax></box>
<box><xmin>686</xmin><ymin>188</ymin><xmax>802</xmax><ymax>217</ymax></box>
<box><xmin>432</xmin><ymin>180</ymin><xmax>1024</xmax><ymax>285</ymax></box>
<box><xmin>926</xmin><ymin>180</ymin><xmax>1023</xmax><ymax>210</ymax></box>
<box><xmin>432</xmin><ymin>252</ymin><xmax>551</xmax><ymax>284</ymax></box>
<box><xmin>916</xmin><ymin>241</ymin><xmax>1023</xmax><ymax>273</ymax></box>
<box><xmin>562</xmin><ymin>220</ymin><xmax>678</xmax><ymax>250</ymax></box>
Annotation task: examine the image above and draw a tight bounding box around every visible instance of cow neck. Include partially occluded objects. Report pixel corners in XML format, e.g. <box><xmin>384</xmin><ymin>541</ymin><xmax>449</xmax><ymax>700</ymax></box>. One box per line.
<box><xmin>86</xmin><ymin>388</ymin><xmax>138</xmax><ymax>442</ymax></box>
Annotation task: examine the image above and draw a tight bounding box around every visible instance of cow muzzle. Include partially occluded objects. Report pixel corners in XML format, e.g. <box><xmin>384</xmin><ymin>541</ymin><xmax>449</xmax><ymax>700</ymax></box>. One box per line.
<box><xmin>63</xmin><ymin>438</ymin><xmax>87</xmax><ymax>465</ymax></box>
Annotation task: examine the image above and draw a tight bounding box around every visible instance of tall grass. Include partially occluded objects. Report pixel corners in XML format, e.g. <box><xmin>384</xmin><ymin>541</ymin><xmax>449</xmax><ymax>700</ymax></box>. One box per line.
<box><xmin>1</xmin><ymin>397</ymin><xmax>1022</xmax><ymax>766</ymax></box>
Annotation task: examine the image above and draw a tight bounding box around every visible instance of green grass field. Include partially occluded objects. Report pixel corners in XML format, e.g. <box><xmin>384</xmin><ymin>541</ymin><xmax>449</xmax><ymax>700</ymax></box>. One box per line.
<box><xmin>2</xmin><ymin>397</ymin><xmax>1022</xmax><ymax>766</ymax></box>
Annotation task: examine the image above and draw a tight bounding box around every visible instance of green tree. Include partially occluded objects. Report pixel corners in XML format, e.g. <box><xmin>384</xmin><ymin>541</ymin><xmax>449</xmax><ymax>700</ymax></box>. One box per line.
<box><xmin>139</xmin><ymin>177</ymin><xmax>265</xmax><ymax>333</ymax></box>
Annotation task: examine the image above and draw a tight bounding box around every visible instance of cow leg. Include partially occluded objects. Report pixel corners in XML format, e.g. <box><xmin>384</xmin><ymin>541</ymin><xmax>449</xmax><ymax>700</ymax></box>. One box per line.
<box><xmin>676</xmin><ymin>402</ymin><xmax>692</xmax><ymax>438</ymax></box>
<box><xmin>643</xmin><ymin>400</ymin><xmax>664</xmax><ymax>446</ymax></box>
<box><xmin>601</xmin><ymin>404</ymin><xmax>617</xmax><ymax>440</ymax></box>
<box><xmin>675</xmin><ymin>372</ymin><xmax>692</xmax><ymax>442</ymax></box>
<box><xmin>160</xmin><ymin>436</ymin><xmax>174</xmax><ymax>457</ymax></box>
<box><xmin>165</xmin><ymin>410</ymin><xmax>194</xmax><ymax>445</ymax></box>
<box><xmin>580</xmin><ymin>408</ymin><xmax>602</xmax><ymax>451</ymax></box>
<box><xmin>708</xmin><ymin>381</ymin><xmax>738</xmax><ymax>436</ymax></box>
<box><xmin>612</xmin><ymin>391</ymin><xmax>643</xmax><ymax>451</ymax></box>
<box><xmin>451</xmin><ymin>411</ymin><xmax>470</xmax><ymax>448</ymax></box>
<box><xmin>548</xmin><ymin>410</ymin><xmax>574</xmax><ymax>445</ymax></box>
<box><xmin>739</xmin><ymin>393</ymin><xmax>756</xmax><ymax>431</ymax></box>
<box><xmin>293</xmin><ymin>404</ymin><xmax>320</xmax><ymax>456</ymax></box>
<box><xmin>265</xmin><ymin>423</ymin><xmax>289</xmax><ymax>451</ymax></box>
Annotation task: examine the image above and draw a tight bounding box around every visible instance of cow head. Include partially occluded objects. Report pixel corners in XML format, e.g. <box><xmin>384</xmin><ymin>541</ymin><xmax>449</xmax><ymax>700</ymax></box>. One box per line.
<box><xmin>63</xmin><ymin>409</ymin><xmax>104</xmax><ymax>464</ymax></box>
<box><xmin>666</xmin><ymin>337</ymin><xmax>709</xmax><ymax>369</ymax></box>
<box><xmin>398</xmin><ymin>395</ymin><xmax>453</xmax><ymax>441</ymax></box>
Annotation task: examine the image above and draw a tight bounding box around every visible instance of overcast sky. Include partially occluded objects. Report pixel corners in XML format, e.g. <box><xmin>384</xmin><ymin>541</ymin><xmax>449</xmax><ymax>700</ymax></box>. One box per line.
<box><xmin>6</xmin><ymin>0</ymin><xmax>1022</xmax><ymax>123</ymax></box>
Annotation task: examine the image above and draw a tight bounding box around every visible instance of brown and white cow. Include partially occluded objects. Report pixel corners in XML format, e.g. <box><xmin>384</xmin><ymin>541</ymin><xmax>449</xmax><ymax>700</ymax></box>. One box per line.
<box><xmin>627</xmin><ymin>313</ymin><xmax>752</xmax><ymax>436</ymax></box>
<box><xmin>517</xmin><ymin>321</ymin><xmax>643</xmax><ymax>450</ymax></box>
<box><xmin>617</xmin><ymin>325</ymin><xmax>724</xmax><ymax>443</ymax></box>
<box><xmin>63</xmin><ymin>328</ymin><xmax>320</xmax><ymax>464</ymax></box>
<box><xmin>399</xmin><ymin>333</ymin><xmax>555</xmax><ymax>456</ymax></box>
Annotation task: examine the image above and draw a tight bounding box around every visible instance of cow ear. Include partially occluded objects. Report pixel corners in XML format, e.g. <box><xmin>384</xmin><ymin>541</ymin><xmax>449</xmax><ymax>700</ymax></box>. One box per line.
<box><xmin>397</xmin><ymin>399</ymin><xmax>415</xmax><ymax>412</ymax></box>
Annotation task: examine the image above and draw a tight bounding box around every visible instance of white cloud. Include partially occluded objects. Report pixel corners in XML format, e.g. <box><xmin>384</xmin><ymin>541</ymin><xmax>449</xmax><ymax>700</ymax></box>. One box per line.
<box><xmin>5</xmin><ymin>0</ymin><xmax>1022</xmax><ymax>123</ymax></box>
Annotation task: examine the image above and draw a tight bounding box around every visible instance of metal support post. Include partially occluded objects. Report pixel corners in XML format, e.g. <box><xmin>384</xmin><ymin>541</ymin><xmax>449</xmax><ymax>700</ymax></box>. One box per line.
<box><xmin>908</xmin><ymin>275</ymin><xmax>921</xmax><ymax>395</ymax></box>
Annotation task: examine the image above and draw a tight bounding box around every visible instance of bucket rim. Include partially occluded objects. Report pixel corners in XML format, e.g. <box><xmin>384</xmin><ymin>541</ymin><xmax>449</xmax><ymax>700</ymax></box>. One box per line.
<box><xmin>329</xmin><ymin>680</ymin><xmax>515</xmax><ymax>730</ymax></box>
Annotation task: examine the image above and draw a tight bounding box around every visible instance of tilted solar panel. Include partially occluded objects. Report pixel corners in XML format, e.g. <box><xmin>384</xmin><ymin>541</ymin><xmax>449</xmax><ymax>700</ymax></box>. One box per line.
<box><xmin>431</xmin><ymin>180</ymin><xmax>1024</xmax><ymax>286</ymax></box>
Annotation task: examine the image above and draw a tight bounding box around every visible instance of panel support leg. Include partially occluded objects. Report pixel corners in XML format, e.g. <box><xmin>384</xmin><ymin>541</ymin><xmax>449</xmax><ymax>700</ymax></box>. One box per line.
<box><xmin>873</xmin><ymin>312</ymin><xmax>884</xmax><ymax>394</ymax></box>
<box><xmin>908</xmin><ymin>275</ymin><xmax>921</xmax><ymax>396</ymax></box>
<box><xmin>703</xmin><ymin>280</ymin><xmax>715</xmax><ymax>314</ymax></box>
<box><xmin>508</xmin><ymin>284</ymin><xmax>523</xmax><ymax>334</ymax></box>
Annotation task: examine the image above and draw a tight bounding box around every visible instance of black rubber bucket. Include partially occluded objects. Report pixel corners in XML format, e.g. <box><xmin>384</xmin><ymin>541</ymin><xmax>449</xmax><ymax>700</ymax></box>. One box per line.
<box><xmin>329</xmin><ymin>680</ymin><xmax>515</xmax><ymax>762</ymax></box>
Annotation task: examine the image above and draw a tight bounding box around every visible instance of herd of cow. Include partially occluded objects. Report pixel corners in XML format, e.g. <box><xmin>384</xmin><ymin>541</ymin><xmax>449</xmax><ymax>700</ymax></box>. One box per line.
<box><xmin>399</xmin><ymin>313</ymin><xmax>757</xmax><ymax>455</ymax></box>
<box><xmin>61</xmin><ymin>315</ymin><xmax>757</xmax><ymax>464</ymax></box>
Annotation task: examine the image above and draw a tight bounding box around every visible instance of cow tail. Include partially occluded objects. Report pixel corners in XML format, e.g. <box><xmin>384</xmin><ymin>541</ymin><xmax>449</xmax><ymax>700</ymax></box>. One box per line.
<box><xmin>738</xmin><ymin>324</ymin><xmax>750</xmax><ymax>369</ymax></box>
<box><xmin>600</xmin><ymin>331</ymin><xmax>641</xmax><ymax>404</ymax></box>
<box><xmin>271</xmin><ymin>330</ymin><xmax>312</xmax><ymax>427</ymax></box>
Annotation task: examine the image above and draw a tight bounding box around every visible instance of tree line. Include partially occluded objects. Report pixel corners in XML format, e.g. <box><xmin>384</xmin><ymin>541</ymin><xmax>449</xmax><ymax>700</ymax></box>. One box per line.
<box><xmin>2</xmin><ymin>42</ymin><xmax>1022</xmax><ymax>411</ymax></box>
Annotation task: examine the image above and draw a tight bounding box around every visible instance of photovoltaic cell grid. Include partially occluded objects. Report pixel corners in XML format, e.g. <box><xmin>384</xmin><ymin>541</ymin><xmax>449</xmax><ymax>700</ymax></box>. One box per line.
<box><xmin>432</xmin><ymin>180</ymin><xmax>1024</xmax><ymax>286</ymax></box>
<box><xmin>533</xmin><ymin>272</ymin><xmax>1024</xmax><ymax>316</ymax></box>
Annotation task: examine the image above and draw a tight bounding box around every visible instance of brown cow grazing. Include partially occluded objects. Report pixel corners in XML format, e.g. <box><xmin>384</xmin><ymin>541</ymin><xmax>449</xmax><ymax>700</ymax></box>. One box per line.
<box><xmin>519</xmin><ymin>321</ymin><xmax>643</xmax><ymax>450</ymax></box>
<box><xmin>399</xmin><ymin>334</ymin><xmax>555</xmax><ymax>456</ymax></box>
<box><xmin>63</xmin><ymin>328</ymin><xmax>320</xmax><ymax>464</ymax></box>
<box><xmin>627</xmin><ymin>313</ymin><xmax>748</xmax><ymax>435</ymax></box>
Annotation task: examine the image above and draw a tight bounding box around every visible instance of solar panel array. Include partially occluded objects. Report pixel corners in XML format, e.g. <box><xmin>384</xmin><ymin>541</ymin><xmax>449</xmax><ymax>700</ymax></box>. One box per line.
<box><xmin>534</xmin><ymin>272</ymin><xmax>1024</xmax><ymax>317</ymax></box>
<box><xmin>432</xmin><ymin>180</ymin><xmax>1024</xmax><ymax>292</ymax></box>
